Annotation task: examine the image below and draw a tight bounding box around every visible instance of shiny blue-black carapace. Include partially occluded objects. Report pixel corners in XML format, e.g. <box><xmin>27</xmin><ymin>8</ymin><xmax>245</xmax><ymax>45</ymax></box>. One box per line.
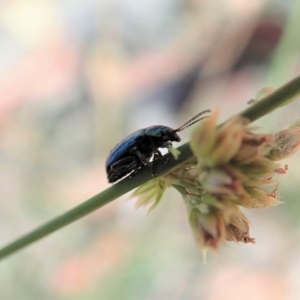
<box><xmin>105</xmin><ymin>110</ymin><xmax>210</xmax><ymax>183</ymax></box>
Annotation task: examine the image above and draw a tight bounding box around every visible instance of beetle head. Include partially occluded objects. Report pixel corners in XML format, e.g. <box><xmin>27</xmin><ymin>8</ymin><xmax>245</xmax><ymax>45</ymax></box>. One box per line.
<box><xmin>161</xmin><ymin>127</ymin><xmax>181</xmax><ymax>142</ymax></box>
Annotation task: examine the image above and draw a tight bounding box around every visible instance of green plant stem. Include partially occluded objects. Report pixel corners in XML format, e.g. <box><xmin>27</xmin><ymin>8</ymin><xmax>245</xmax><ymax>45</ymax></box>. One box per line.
<box><xmin>0</xmin><ymin>75</ymin><xmax>300</xmax><ymax>261</ymax></box>
<box><xmin>240</xmin><ymin>74</ymin><xmax>300</xmax><ymax>121</ymax></box>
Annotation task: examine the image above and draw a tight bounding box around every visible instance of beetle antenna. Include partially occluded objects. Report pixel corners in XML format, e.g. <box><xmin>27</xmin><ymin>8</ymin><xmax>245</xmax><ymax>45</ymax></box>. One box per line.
<box><xmin>175</xmin><ymin>110</ymin><xmax>210</xmax><ymax>132</ymax></box>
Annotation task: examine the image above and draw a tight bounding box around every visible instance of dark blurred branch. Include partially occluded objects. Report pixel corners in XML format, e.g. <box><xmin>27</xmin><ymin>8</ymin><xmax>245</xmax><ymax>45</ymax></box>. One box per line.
<box><xmin>0</xmin><ymin>75</ymin><xmax>300</xmax><ymax>261</ymax></box>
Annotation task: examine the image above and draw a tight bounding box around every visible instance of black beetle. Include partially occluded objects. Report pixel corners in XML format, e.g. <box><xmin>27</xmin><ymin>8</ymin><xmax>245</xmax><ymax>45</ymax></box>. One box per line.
<box><xmin>106</xmin><ymin>110</ymin><xmax>210</xmax><ymax>183</ymax></box>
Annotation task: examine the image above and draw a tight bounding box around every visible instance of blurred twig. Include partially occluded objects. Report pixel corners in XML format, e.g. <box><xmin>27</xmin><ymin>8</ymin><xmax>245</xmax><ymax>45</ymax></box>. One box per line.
<box><xmin>0</xmin><ymin>75</ymin><xmax>300</xmax><ymax>261</ymax></box>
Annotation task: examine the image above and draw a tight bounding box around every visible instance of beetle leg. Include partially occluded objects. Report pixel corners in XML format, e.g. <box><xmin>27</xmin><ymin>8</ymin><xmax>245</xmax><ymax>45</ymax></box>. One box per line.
<box><xmin>129</xmin><ymin>166</ymin><xmax>141</xmax><ymax>178</ymax></box>
<box><xmin>110</xmin><ymin>156</ymin><xmax>138</xmax><ymax>172</ymax></box>
<box><xmin>163</xmin><ymin>141</ymin><xmax>172</xmax><ymax>148</ymax></box>
<box><xmin>154</xmin><ymin>149</ymin><xmax>168</xmax><ymax>163</ymax></box>
<box><xmin>148</xmin><ymin>139</ymin><xmax>169</xmax><ymax>163</ymax></box>
<box><xmin>108</xmin><ymin>156</ymin><xmax>140</xmax><ymax>182</ymax></box>
<box><xmin>135</xmin><ymin>150</ymin><xmax>157</xmax><ymax>176</ymax></box>
<box><xmin>150</xmin><ymin>165</ymin><xmax>157</xmax><ymax>176</ymax></box>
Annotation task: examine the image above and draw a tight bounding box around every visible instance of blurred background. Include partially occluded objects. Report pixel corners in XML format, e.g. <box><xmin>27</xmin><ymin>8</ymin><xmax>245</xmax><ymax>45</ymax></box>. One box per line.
<box><xmin>0</xmin><ymin>0</ymin><xmax>300</xmax><ymax>299</ymax></box>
